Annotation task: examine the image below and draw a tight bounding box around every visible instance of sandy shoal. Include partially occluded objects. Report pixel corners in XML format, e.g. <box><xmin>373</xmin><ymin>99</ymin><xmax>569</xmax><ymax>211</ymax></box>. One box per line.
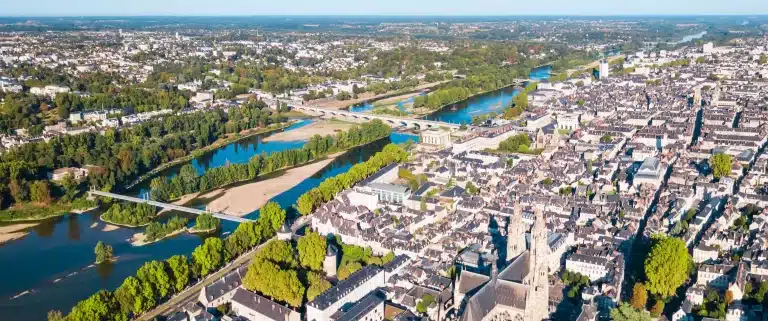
<box><xmin>0</xmin><ymin>223</ymin><xmax>37</xmax><ymax>244</ymax></box>
<box><xmin>372</xmin><ymin>92</ymin><xmax>420</xmax><ymax>107</ymax></box>
<box><xmin>130</xmin><ymin>228</ymin><xmax>187</xmax><ymax>247</ymax></box>
<box><xmin>304</xmin><ymin>80</ymin><xmax>448</xmax><ymax>110</ymax></box>
<box><xmin>263</xmin><ymin>121</ymin><xmax>356</xmax><ymax>142</ymax></box>
<box><xmin>203</xmin><ymin>155</ymin><xmax>340</xmax><ymax>217</ymax></box>
<box><xmin>102</xmin><ymin>224</ymin><xmax>121</xmax><ymax>232</ymax></box>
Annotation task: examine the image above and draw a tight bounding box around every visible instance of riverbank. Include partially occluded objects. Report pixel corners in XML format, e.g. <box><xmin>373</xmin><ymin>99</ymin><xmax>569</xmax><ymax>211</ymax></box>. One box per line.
<box><xmin>371</xmin><ymin>92</ymin><xmax>422</xmax><ymax>108</ymax></box>
<box><xmin>0</xmin><ymin>223</ymin><xmax>37</xmax><ymax>245</ymax></box>
<box><xmin>307</xmin><ymin>80</ymin><xmax>449</xmax><ymax>110</ymax></box>
<box><xmin>125</xmin><ymin>122</ymin><xmax>295</xmax><ymax>190</ymax></box>
<box><xmin>99</xmin><ymin>214</ymin><xmax>151</xmax><ymax>229</ymax></box>
<box><xmin>421</xmin><ymin>83</ymin><xmax>523</xmax><ymax>120</ymax></box>
<box><xmin>0</xmin><ymin>200</ymin><xmax>97</xmax><ymax>224</ymax></box>
<box><xmin>263</xmin><ymin>120</ymin><xmax>356</xmax><ymax>142</ymax></box>
<box><xmin>188</xmin><ymin>226</ymin><xmax>217</xmax><ymax>234</ymax></box>
<box><xmin>130</xmin><ymin>228</ymin><xmax>187</xmax><ymax>247</ymax></box>
<box><xmin>201</xmin><ymin>154</ymin><xmax>342</xmax><ymax>216</ymax></box>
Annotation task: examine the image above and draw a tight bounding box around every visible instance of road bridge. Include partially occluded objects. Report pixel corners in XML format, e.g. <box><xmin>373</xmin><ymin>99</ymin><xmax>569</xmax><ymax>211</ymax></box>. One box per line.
<box><xmin>88</xmin><ymin>190</ymin><xmax>252</xmax><ymax>223</ymax></box>
<box><xmin>292</xmin><ymin>106</ymin><xmax>463</xmax><ymax>129</ymax></box>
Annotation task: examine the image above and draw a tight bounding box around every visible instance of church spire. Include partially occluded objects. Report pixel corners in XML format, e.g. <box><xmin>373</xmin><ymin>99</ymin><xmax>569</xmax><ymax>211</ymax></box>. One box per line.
<box><xmin>507</xmin><ymin>201</ymin><xmax>526</xmax><ymax>262</ymax></box>
<box><xmin>525</xmin><ymin>207</ymin><xmax>550</xmax><ymax>321</ymax></box>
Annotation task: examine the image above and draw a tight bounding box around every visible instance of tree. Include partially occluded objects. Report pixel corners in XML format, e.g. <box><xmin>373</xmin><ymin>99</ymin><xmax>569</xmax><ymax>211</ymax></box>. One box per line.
<box><xmin>166</xmin><ymin>255</ymin><xmax>190</xmax><ymax>293</ymax></box>
<box><xmin>725</xmin><ymin>290</ymin><xmax>734</xmax><ymax>304</ymax></box>
<box><xmin>68</xmin><ymin>290</ymin><xmax>126</xmax><ymax>321</ymax></box>
<box><xmin>610</xmin><ymin>303</ymin><xmax>650</xmax><ymax>321</ymax></box>
<box><xmin>260</xmin><ymin>201</ymin><xmax>286</xmax><ymax>233</ymax></box>
<box><xmin>193</xmin><ymin>213</ymin><xmax>220</xmax><ymax>232</ymax></box>
<box><xmin>306</xmin><ymin>272</ymin><xmax>332</xmax><ymax>301</ymax></box>
<box><xmin>193</xmin><ymin>237</ymin><xmax>224</xmax><ymax>277</ymax></box>
<box><xmin>298</xmin><ymin>232</ymin><xmax>327</xmax><ymax>271</ymax></box>
<box><xmin>650</xmin><ymin>300</ymin><xmax>664</xmax><ymax>317</ymax></box>
<box><xmin>416</xmin><ymin>294</ymin><xmax>435</xmax><ymax>314</ymax></box>
<box><xmin>337</xmin><ymin>262</ymin><xmax>362</xmax><ymax>280</ymax></box>
<box><xmin>336</xmin><ymin>91</ymin><xmax>352</xmax><ymax>101</ymax></box>
<box><xmin>600</xmin><ymin>135</ymin><xmax>613</xmax><ymax>143</ymax></box>
<box><xmin>30</xmin><ymin>180</ymin><xmax>52</xmax><ymax>204</ymax></box>
<box><xmin>257</xmin><ymin>239</ymin><xmax>298</xmax><ymax>268</ymax></box>
<box><xmin>498</xmin><ymin>134</ymin><xmax>531</xmax><ymax>153</ymax></box>
<box><xmin>631</xmin><ymin>283</ymin><xmax>648</xmax><ymax>310</ymax></box>
<box><xmin>136</xmin><ymin>260</ymin><xmax>173</xmax><ymax>299</ymax></box>
<box><xmin>243</xmin><ymin>258</ymin><xmax>305</xmax><ymax>307</ymax></box>
<box><xmin>297</xmin><ymin>193</ymin><xmax>316</xmax><ymax>216</ymax></box>
<box><xmin>760</xmin><ymin>54</ymin><xmax>768</xmax><ymax>65</ymax></box>
<box><xmin>465</xmin><ymin>181</ymin><xmax>480</xmax><ymax>195</ymax></box>
<box><xmin>644</xmin><ymin>236</ymin><xmax>692</xmax><ymax>298</ymax></box>
<box><xmin>115</xmin><ymin>276</ymin><xmax>153</xmax><ymax>315</ymax></box>
<box><xmin>94</xmin><ymin>241</ymin><xmax>114</xmax><ymax>264</ymax></box>
<box><xmin>47</xmin><ymin>310</ymin><xmax>65</xmax><ymax>321</ymax></box>
<box><xmin>710</xmin><ymin>153</ymin><xmax>733</xmax><ymax>179</ymax></box>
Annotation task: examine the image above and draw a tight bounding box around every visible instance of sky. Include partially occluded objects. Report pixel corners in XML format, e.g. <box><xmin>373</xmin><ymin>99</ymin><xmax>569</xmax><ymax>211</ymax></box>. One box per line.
<box><xmin>2</xmin><ymin>0</ymin><xmax>768</xmax><ymax>16</ymax></box>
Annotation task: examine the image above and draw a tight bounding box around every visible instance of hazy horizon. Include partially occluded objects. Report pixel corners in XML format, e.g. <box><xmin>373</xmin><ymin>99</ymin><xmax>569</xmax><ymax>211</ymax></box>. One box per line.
<box><xmin>3</xmin><ymin>0</ymin><xmax>768</xmax><ymax>17</ymax></box>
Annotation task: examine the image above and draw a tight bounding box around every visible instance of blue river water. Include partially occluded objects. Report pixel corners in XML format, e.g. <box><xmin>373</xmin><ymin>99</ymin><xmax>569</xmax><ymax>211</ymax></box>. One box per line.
<box><xmin>350</xmin><ymin>66</ymin><xmax>552</xmax><ymax>126</ymax></box>
<box><xmin>0</xmin><ymin>120</ymin><xmax>418</xmax><ymax>321</ymax></box>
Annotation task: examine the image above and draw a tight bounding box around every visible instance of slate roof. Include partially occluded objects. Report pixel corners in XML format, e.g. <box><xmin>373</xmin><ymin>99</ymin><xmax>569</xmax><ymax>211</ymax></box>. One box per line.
<box><xmin>231</xmin><ymin>288</ymin><xmax>297</xmax><ymax>321</ymax></box>
<box><xmin>307</xmin><ymin>265</ymin><xmax>383</xmax><ymax>310</ymax></box>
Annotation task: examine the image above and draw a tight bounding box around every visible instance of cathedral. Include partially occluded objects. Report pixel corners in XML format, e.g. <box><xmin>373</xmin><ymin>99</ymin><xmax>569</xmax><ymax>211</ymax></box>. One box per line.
<box><xmin>454</xmin><ymin>205</ymin><xmax>551</xmax><ymax>321</ymax></box>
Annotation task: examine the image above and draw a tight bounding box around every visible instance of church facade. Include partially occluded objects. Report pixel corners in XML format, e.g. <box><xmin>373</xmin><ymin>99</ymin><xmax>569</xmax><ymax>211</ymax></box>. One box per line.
<box><xmin>454</xmin><ymin>206</ymin><xmax>551</xmax><ymax>321</ymax></box>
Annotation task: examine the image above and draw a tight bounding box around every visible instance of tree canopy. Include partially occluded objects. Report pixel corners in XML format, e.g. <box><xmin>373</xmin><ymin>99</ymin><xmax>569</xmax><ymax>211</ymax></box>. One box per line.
<box><xmin>644</xmin><ymin>236</ymin><xmax>692</xmax><ymax>298</ymax></box>
<box><xmin>611</xmin><ymin>303</ymin><xmax>651</xmax><ymax>321</ymax></box>
<box><xmin>298</xmin><ymin>231</ymin><xmax>327</xmax><ymax>271</ymax></box>
<box><xmin>630</xmin><ymin>283</ymin><xmax>648</xmax><ymax>310</ymax></box>
<box><xmin>710</xmin><ymin>153</ymin><xmax>732</xmax><ymax>179</ymax></box>
<box><xmin>192</xmin><ymin>237</ymin><xmax>225</xmax><ymax>277</ymax></box>
<box><xmin>94</xmin><ymin>241</ymin><xmax>114</xmax><ymax>264</ymax></box>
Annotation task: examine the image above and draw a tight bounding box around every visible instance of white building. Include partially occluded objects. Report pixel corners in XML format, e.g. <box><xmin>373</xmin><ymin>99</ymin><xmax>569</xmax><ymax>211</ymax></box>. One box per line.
<box><xmin>556</xmin><ymin>114</ymin><xmax>580</xmax><ymax>131</ymax></box>
<box><xmin>599</xmin><ymin>60</ymin><xmax>610</xmax><ymax>79</ymax></box>
<box><xmin>421</xmin><ymin>129</ymin><xmax>452</xmax><ymax>147</ymax></box>
<box><xmin>696</xmin><ymin>264</ymin><xmax>733</xmax><ymax>289</ymax></box>
<box><xmin>306</xmin><ymin>265</ymin><xmax>386</xmax><ymax>321</ymax></box>
<box><xmin>634</xmin><ymin>157</ymin><xmax>665</xmax><ymax>187</ymax></box>
<box><xmin>565</xmin><ymin>253</ymin><xmax>610</xmax><ymax>282</ymax></box>
<box><xmin>703</xmin><ymin>42</ymin><xmax>715</xmax><ymax>54</ymax></box>
<box><xmin>230</xmin><ymin>288</ymin><xmax>301</xmax><ymax>321</ymax></box>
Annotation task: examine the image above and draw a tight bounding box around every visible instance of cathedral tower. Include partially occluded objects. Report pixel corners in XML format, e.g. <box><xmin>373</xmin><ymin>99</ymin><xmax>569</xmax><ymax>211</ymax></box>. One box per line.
<box><xmin>525</xmin><ymin>208</ymin><xmax>550</xmax><ymax>321</ymax></box>
<box><xmin>506</xmin><ymin>203</ymin><xmax>526</xmax><ymax>262</ymax></box>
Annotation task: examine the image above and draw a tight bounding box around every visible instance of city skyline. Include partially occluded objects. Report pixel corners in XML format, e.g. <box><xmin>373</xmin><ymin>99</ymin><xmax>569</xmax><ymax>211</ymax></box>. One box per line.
<box><xmin>3</xmin><ymin>0</ymin><xmax>768</xmax><ymax>16</ymax></box>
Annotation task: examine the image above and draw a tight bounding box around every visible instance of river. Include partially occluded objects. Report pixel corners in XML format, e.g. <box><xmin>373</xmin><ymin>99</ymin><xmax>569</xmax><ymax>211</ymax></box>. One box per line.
<box><xmin>0</xmin><ymin>120</ymin><xmax>418</xmax><ymax>321</ymax></box>
<box><xmin>349</xmin><ymin>66</ymin><xmax>552</xmax><ymax>126</ymax></box>
<box><xmin>677</xmin><ymin>31</ymin><xmax>708</xmax><ymax>44</ymax></box>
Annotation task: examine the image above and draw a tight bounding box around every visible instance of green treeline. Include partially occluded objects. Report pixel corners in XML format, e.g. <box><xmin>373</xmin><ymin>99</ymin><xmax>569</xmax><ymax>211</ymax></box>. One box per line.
<box><xmin>150</xmin><ymin>120</ymin><xmax>392</xmax><ymax>202</ymax></box>
<box><xmin>502</xmin><ymin>82</ymin><xmax>537</xmax><ymax>120</ymax></box>
<box><xmin>192</xmin><ymin>213</ymin><xmax>220</xmax><ymax>232</ymax></box>
<box><xmin>413</xmin><ymin>87</ymin><xmax>472</xmax><ymax>110</ymax></box>
<box><xmin>60</xmin><ymin>201</ymin><xmax>287</xmax><ymax>321</ymax></box>
<box><xmin>296</xmin><ymin>143</ymin><xmax>408</xmax><ymax>216</ymax></box>
<box><xmin>101</xmin><ymin>203</ymin><xmax>157</xmax><ymax>227</ymax></box>
<box><xmin>0</xmin><ymin>101</ymin><xmax>287</xmax><ymax>215</ymax></box>
<box><xmin>414</xmin><ymin>66</ymin><xmax>525</xmax><ymax>110</ymax></box>
<box><xmin>143</xmin><ymin>216</ymin><xmax>189</xmax><ymax>243</ymax></box>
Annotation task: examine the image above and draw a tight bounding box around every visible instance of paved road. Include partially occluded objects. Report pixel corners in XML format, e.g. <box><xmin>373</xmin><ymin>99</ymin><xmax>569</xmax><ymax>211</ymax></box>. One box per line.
<box><xmin>137</xmin><ymin>241</ymin><xmax>266</xmax><ymax>321</ymax></box>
